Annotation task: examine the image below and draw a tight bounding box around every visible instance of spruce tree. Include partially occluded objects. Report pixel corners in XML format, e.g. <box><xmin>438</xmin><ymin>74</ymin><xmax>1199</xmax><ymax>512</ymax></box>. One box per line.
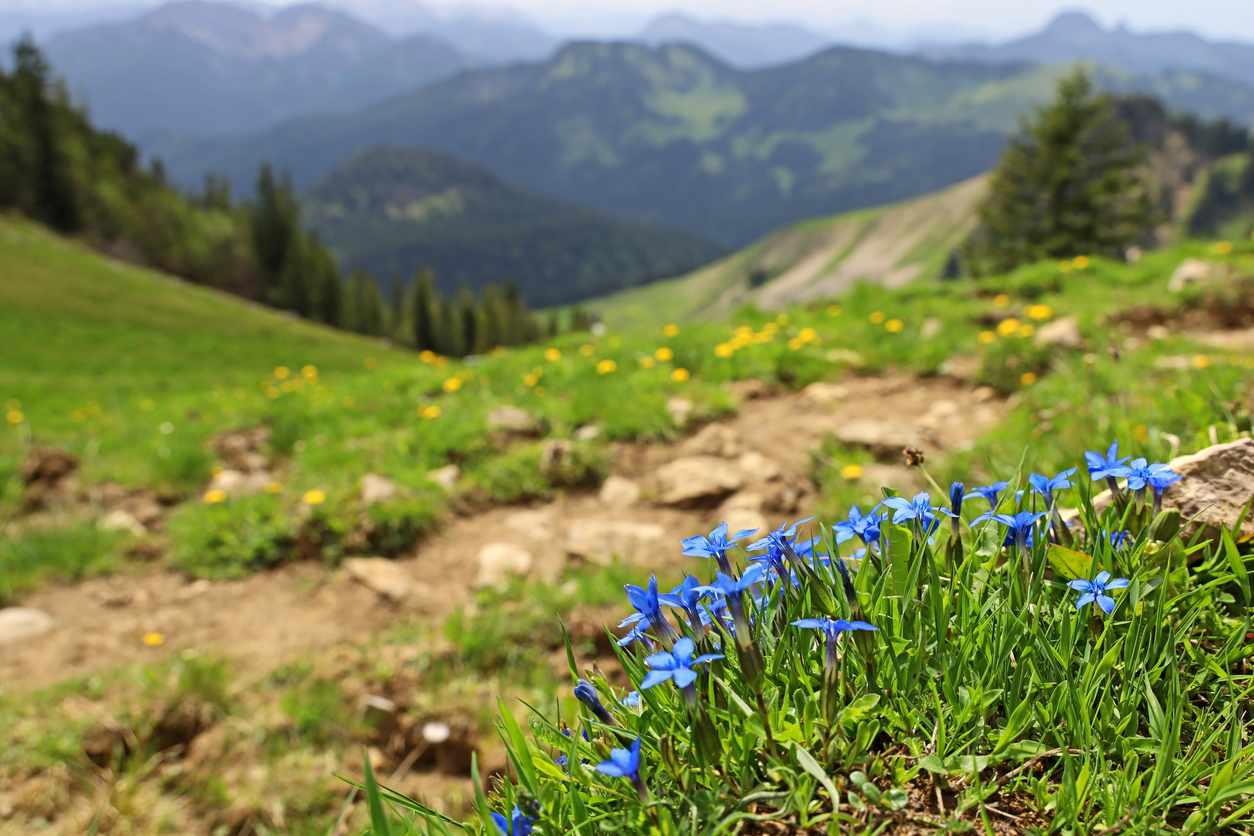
<box><xmin>457</xmin><ymin>287</ymin><xmax>480</xmax><ymax>357</ymax></box>
<box><xmin>250</xmin><ymin>163</ymin><xmax>298</xmax><ymax>293</ymax></box>
<box><xmin>388</xmin><ymin>273</ymin><xmax>405</xmax><ymax>340</ymax></box>
<box><xmin>411</xmin><ymin>268</ymin><xmax>436</xmax><ymax>351</ymax></box>
<box><xmin>13</xmin><ymin>36</ymin><xmax>78</xmax><ymax>232</ymax></box>
<box><xmin>964</xmin><ymin>69</ymin><xmax>1155</xmax><ymax>275</ymax></box>
<box><xmin>276</xmin><ymin>231</ymin><xmax>311</xmax><ymax>316</ymax></box>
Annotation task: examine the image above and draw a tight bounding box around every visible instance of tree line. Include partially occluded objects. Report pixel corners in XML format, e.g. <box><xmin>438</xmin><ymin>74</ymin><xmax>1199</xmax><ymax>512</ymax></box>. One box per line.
<box><xmin>0</xmin><ymin>37</ymin><xmax>584</xmax><ymax>355</ymax></box>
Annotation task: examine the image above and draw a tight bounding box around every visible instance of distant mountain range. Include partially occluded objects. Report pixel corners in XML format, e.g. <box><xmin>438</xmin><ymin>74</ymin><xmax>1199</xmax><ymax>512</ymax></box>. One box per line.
<box><xmin>303</xmin><ymin>147</ymin><xmax>725</xmax><ymax>305</ymax></box>
<box><xmin>156</xmin><ymin>40</ymin><xmax>1254</xmax><ymax>248</ymax></box>
<box><xmin>925</xmin><ymin>12</ymin><xmax>1254</xmax><ymax>90</ymax></box>
<box><xmin>45</xmin><ymin>1</ymin><xmax>474</xmax><ymax>138</ymax></box>
<box><xmin>636</xmin><ymin>14</ymin><xmax>829</xmax><ymax>68</ymax></box>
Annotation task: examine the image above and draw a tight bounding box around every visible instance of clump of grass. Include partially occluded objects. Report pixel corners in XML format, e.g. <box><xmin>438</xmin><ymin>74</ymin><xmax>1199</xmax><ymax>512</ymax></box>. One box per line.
<box><xmin>0</xmin><ymin>522</ymin><xmax>122</xmax><ymax>604</ymax></box>
<box><xmin>168</xmin><ymin>493</ymin><xmax>296</xmax><ymax>579</ymax></box>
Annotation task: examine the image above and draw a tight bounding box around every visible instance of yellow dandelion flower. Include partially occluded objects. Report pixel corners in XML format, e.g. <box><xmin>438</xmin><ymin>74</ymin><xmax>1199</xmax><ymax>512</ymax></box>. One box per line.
<box><xmin>267</xmin><ymin>388</ymin><xmax>281</xmax><ymax>399</ymax></box>
<box><xmin>544</xmin><ymin>348</ymin><xmax>561</xmax><ymax>361</ymax></box>
<box><xmin>827</xmin><ymin>304</ymin><xmax>841</xmax><ymax>316</ymax></box>
<box><xmin>6</xmin><ymin>410</ymin><xmax>23</xmax><ymax>424</ymax></box>
<box><xmin>580</xmin><ymin>344</ymin><xmax>596</xmax><ymax>356</ymax></box>
<box><xmin>442</xmin><ymin>377</ymin><xmax>462</xmax><ymax>393</ymax></box>
<box><xmin>868</xmin><ymin>311</ymin><xmax>885</xmax><ymax>324</ymax></box>
<box><xmin>265</xmin><ymin>481</ymin><xmax>283</xmax><ymax>494</ymax></box>
<box><xmin>1016</xmin><ymin>324</ymin><xmax>1035</xmax><ymax>338</ymax></box>
<box><xmin>996</xmin><ymin>318</ymin><xmax>1021</xmax><ymax>337</ymax></box>
<box><xmin>211</xmin><ymin>465</ymin><xmax>224</xmax><ymax>477</ymax></box>
<box><xmin>885</xmin><ymin>319</ymin><xmax>904</xmax><ymax>333</ymax></box>
<box><xmin>655</xmin><ymin>347</ymin><xmax>674</xmax><ymax>361</ymax></box>
<box><xmin>140</xmin><ymin>399</ymin><xmax>155</xmax><ymax>411</ymax></box>
<box><xmin>204</xmin><ymin>489</ymin><xmax>227</xmax><ymax>504</ymax></box>
<box><xmin>608</xmin><ymin>335</ymin><xmax>621</xmax><ymax>347</ymax></box>
<box><xmin>364</xmin><ymin>357</ymin><xmax>377</xmax><ymax>369</ymax></box>
<box><xmin>715</xmin><ymin>343</ymin><xmax>734</xmax><ymax>358</ymax></box>
<box><xmin>762</xmin><ymin>322</ymin><xmax>779</xmax><ymax>335</ymax></box>
<box><xmin>1026</xmin><ymin>304</ymin><xmax>1052</xmax><ymax>320</ymax></box>
<box><xmin>597</xmin><ymin>359</ymin><xmax>617</xmax><ymax>374</ymax></box>
<box><xmin>420</xmin><ymin>405</ymin><xmax>442</xmax><ymax>419</ymax></box>
<box><xmin>1073</xmin><ymin>255</ymin><xmax>1090</xmax><ymax>269</ymax></box>
<box><xmin>1213</xmin><ymin>241</ymin><xmax>1233</xmax><ymax>255</ymax></box>
<box><xmin>993</xmin><ymin>294</ymin><xmax>1010</xmax><ymax>307</ymax></box>
<box><xmin>419</xmin><ymin>350</ymin><xmax>435</xmax><ymax>363</ymax></box>
<box><xmin>274</xmin><ymin>366</ymin><xmax>290</xmax><ymax>379</ymax></box>
<box><xmin>1133</xmin><ymin>424</ymin><xmax>1149</xmax><ymax>443</ymax></box>
<box><xmin>977</xmin><ymin>330</ymin><xmax>996</xmax><ymax>345</ymax></box>
<box><xmin>301</xmin><ymin>365</ymin><xmax>317</xmax><ymax>379</ymax></box>
<box><xmin>638</xmin><ymin>356</ymin><xmax>656</xmax><ymax>368</ymax></box>
<box><xmin>1059</xmin><ymin>261</ymin><xmax>1073</xmax><ymax>273</ymax></box>
<box><xmin>142</xmin><ymin>632</ymin><xmax>165</xmax><ymax>647</ymax></box>
<box><xmin>663</xmin><ymin>324</ymin><xmax>680</xmax><ymax>337</ymax></box>
<box><xmin>840</xmin><ymin>464</ymin><xmax>863</xmax><ymax>480</ymax></box>
<box><xmin>788</xmin><ymin>338</ymin><xmax>803</xmax><ymax>350</ymax></box>
<box><xmin>535</xmin><ymin>386</ymin><xmax>546</xmax><ymax>396</ymax></box>
<box><xmin>302</xmin><ymin>489</ymin><xmax>326</xmax><ymax>506</ymax></box>
<box><xmin>798</xmin><ymin>327</ymin><xmax>817</xmax><ymax>342</ymax></box>
<box><xmin>775</xmin><ymin>314</ymin><xmax>790</xmax><ymax>326</ymax></box>
<box><xmin>1192</xmin><ymin>354</ymin><xmax>1212</xmax><ymax>369</ymax></box>
<box><xmin>523</xmin><ymin>373</ymin><xmax>539</xmax><ymax>386</ymax></box>
<box><xmin>1020</xmin><ymin>372</ymin><xmax>1037</xmax><ymax>385</ymax></box>
<box><xmin>671</xmin><ymin>368</ymin><xmax>690</xmax><ymax>382</ymax></box>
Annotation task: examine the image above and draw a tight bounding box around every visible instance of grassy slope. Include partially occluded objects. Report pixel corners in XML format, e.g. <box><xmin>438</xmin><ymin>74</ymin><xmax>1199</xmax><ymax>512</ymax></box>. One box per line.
<box><xmin>593</xmin><ymin>176</ymin><xmax>985</xmax><ymax>329</ymax></box>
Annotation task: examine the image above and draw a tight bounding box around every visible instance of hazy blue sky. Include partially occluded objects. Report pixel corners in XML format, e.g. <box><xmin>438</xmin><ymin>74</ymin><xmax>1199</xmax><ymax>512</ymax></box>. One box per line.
<box><xmin>3</xmin><ymin>0</ymin><xmax>1252</xmax><ymax>42</ymax></box>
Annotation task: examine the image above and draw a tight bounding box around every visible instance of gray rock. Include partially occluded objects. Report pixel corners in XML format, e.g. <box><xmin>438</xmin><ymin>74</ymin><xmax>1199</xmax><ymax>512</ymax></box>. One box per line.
<box><xmin>666</xmin><ymin>397</ymin><xmax>694</xmax><ymax>427</ymax></box>
<box><xmin>207</xmin><ymin>468</ymin><xmax>248</xmax><ymax>496</ymax></box>
<box><xmin>426</xmin><ymin>464</ymin><xmax>461</xmax><ymax>492</ymax></box>
<box><xmin>343</xmin><ymin>557</ymin><xmax>412</xmax><ymax>602</ymax></box>
<box><xmin>920</xmin><ymin>318</ymin><xmax>942</xmax><ymax>340</ymax></box>
<box><xmin>0</xmin><ymin>608</ymin><xmax>54</xmax><ymax>645</ymax></box>
<box><xmin>803</xmin><ymin>382</ymin><xmax>849</xmax><ymax>405</ymax></box>
<box><xmin>1034</xmin><ymin>316</ymin><xmax>1083</xmax><ymax>349</ymax></box>
<box><xmin>361</xmin><ymin>473</ymin><xmax>398</xmax><ymax>505</ymax></box>
<box><xmin>1168</xmin><ymin>258</ymin><xmax>1219</xmax><ymax>292</ymax></box>
<box><xmin>574</xmin><ymin>424</ymin><xmax>602</xmax><ymax>441</ymax></box>
<box><xmin>566</xmin><ymin>520</ymin><xmax>666</xmax><ymax>565</ymax></box>
<box><xmin>539</xmin><ymin>438</ymin><xmax>573</xmax><ymax>474</ymax></box>
<box><xmin>502</xmin><ymin>509</ymin><xmax>552</xmax><ymax>540</ymax></box>
<box><xmin>833</xmin><ymin>419</ymin><xmax>925</xmax><ymax>459</ymax></box>
<box><xmin>654</xmin><ymin>456</ymin><xmax>744</xmax><ymax>506</ymax></box>
<box><xmin>475</xmin><ymin>542</ymin><xmax>534</xmax><ymax>587</ymax></box>
<box><xmin>599</xmin><ymin>475</ymin><xmax>641</xmax><ymax>508</ymax></box>
<box><xmin>738</xmin><ymin>451</ymin><xmax>782</xmax><ymax>481</ymax></box>
<box><xmin>486</xmin><ymin>405</ymin><xmax>540</xmax><ymax>435</ymax></box>
<box><xmin>99</xmin><ymin>509</ymin><xmax>146</xmax><ymax>536</ymax></box>
<box><xmin>683</xmin><ymin>424</ymin><xmax>742</xmax><ymax>458</ymax></box>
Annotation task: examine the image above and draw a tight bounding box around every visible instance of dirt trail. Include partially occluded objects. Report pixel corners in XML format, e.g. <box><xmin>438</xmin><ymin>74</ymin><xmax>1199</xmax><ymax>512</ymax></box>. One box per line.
<box><xmin>0</xmin><ymin>374</ymin><xmax>1005</xmax><ymax>692</ymax></box>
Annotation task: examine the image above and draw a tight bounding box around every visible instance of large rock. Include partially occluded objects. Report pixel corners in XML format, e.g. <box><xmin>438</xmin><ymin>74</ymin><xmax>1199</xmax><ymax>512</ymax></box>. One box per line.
<box><xmin>833</xmin><ymin>419</ymin><xmax>926</xmax><ymax>460</ymax></box>
<box><xmin>208</xmin><ymin>468</ymin><xmax>273</xmax><ymax>497</ymax></box>
<box><xmin>0</xmin><ymin>608</ymin><xmax>54</xmax><ymax>645</ymax></box>
<box><xmin>343</xmin><ymin>557</ymin><xmax>413</xmax><ymax>602</ymax></box>
<box><xmin>654</xmin><ymin>456</ymin><xmax>744</xmax><ymax>506</ymax></box>
<box><xmin>361</xmin><ymin>473</ymin><xmax>398</xmax><ymax>505</ymax></box>
<box><xmin>1034</xmin><ymin>316</ymin><xmax>1083</xmax><ymax>349</ymax></box>
<box><xmin>475</xmin><ymin>542</ymin><xmax>534</xmax><ymax>587</ymax></box>
<box><xmin>566</xmin><ymin>520</ymin><xmax>666</xmax><ymax>565</ymax></box>
<box><xmin>1079</xmin><ymin>438</ymin><xmax>1254</xmax><ymax>544</ymax></box>
<box><xmin>720</xmin><ymin>509</ymin><xmax>767</xmax><ymax>540</ymax></box>
<box><xmin>599</xmin><ymin>475</ymin><xmax>641</xmax><ymax>508</ymax></box>
<box><xmin>683</xmin><ymin>424</ymin><xmax>742</xmax><ymax>458</ymax></box>
<box><xmin>486</xmin><ymin>406</ymin><xmax>540</xmax><ymax>435</ymax></box>
<box><xmin>738</xmin><ymin>451</ymin><xmax>781</xmax><ymax>481</ymax></box>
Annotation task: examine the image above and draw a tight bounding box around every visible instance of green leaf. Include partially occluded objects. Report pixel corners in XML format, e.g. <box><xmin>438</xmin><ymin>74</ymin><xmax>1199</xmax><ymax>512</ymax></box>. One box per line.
<box><xmin>794</xmin><ymin>743</ymin><xmax>840</xmax><ymax>809</ymax></box>
<box><xmin>887</xmin><ymin>526</ymin><xmax>914</xmax><ymax>599</ymax></box>
<box><xmin>993</xmin><ymin>698</ymin><xmax>1034</xmax><ymax>757</ymax></box>
<box><xmin>918</xmin><ymin>754</ymin><xmax>948</xmax><ymax>774</ymax></box>
<box><xmin>840</xmin><ymin>693</ymin><xmax>881</xmax><ymax>726</ymax></box>
<box><xmin>1222</xmin><ymin>528</ymin><xmax>1250</xmax><ymax>606</ymax></box>
<box><xmin>1047</xmin><ymin>544</ymin><xmax>1099</xmax><ymax>581</ymax></box>
<box><xmin>362</xmin><ymin>748</ymin><xmax>392</xmax><ymax>836</ymax></box>
<box><xmin>497</xmin><ymin>698</ymin><xmax>538</xmax><ymax>794</ymax></box>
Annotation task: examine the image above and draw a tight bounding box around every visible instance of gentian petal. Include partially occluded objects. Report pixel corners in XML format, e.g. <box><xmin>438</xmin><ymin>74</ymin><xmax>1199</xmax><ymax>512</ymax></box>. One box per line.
<box><xmin>1094</xmin><ymin>570</ymin><xmax>1112</xmax><ymax>586</ymax></box>
<box><xmin>639</xmin><ymin>669</ymin><xmax>673</xmax><ymax>690</ymax></box>
<box><xmin>671</xmin><ymin>667</ymin><xmax>698</xmax><ymax>689</ymax></box>
<box><xmin>1075</xmin><ymin>592</ymin><xmax>1096</xmax><ymax>610</ymax></box>
<box><xmin>1104</xmin><ymin>577</ymin><xmax>1130</xmax><ymax>590</ymax></box>
<box><xmin>1097</xmin><ymin>594</ymin><xmax>1116</xmax><ymax>614</ymax></box>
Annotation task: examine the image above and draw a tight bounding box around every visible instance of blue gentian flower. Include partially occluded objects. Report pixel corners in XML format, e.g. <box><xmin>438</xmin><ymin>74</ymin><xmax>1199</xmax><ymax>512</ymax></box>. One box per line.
<box><xmin>1067</xmin><ymin>570</ymin><xmax>1130</xmax><ymax>615</ymax></box>
<box><xmin>1028</xmin><ymin>468</ymin><xmax>1077</xmax><ymax>509</ymax></box>
<box><xmin>791</xmin><ymin>616</ymin><xmax>878</xmax><ymax>640</ymax></box>
<box><xmin>621</xmin><ymin>575</ymin><xmax>680</xmax><ymax>644</ymax></box>
<box><xmin>695</xmin><ymin>562</ymin><xmax>768</xmax><ymax>598</ymax></box>
<box><xmin>621</xmin><ymin>690</ymin><xmax>640</xmax><ymax>707</ymax></box>
<box><xmin>1085</xmin><ymin>441</ymin><xmax>1133</xmax><ymax>482</ymax></box>
<box><xmin>491</xmin><ymin>805</ymin><xmax>537</xmax><ymax>836</ymax></box>
<box><xmin>616</xmin><ymin>625</ymin><xmax>654</xmax><ymax>651</ymax></box>
<box><xmin>1124</xmin><ymin>458</ymin><xmax>1176</xmax><ymax>506</ymax></box>
<box><xmin>883</xmin><ymin>492</ymin><xmax>942</xmax><ymax>540</ymax></box>
<box><xmin>835</xmin><ymin>504</ymin><xmax>885</xmax><ymax>546</ymax></box>
<box><xmin>1147</xmin><ymin>467</ymin><xmax>1181</xmax><ymax>513</ymax></box>
<box><xmin>700</xmin><ymin>598</ymin><xmax>736</xmax><ymax>638</ymax></box>
<box><xmin>574</xmin><ymin>679</ymin><xmax>615</xmax><ymax>725</ymax></box>
<box><xmin>971</xmin><ymin>481</ymin><xmax>1009</xmax><ymax>509</ymax></box>
<box><xmin>1103</xmin><ymin>529</ymin><xmax>1133</xmax><ymax>550</ymax></box>
<box><xmin>947</xmin><ymin>482</ymin><xmax>965</xmax><ymax>514</ymax></box>
<box><xmin>994</xmin><ymin>511</ymin><xmax>1047</xmax><ymax>552</ymax></box>
<box><xmin>681</xmin><ymin>522</ymin><xmax>758</xmax><ymax>573</ymax></box>
<box><xmin>659</xmin><ymin>575</ymin><xmax>717</xmax><ymax>630</ymax></box>
<box><xmin>595</xmin><ymin>737</ymin><xmax>650</xmax><ymax>801</ymax></box>
<box><xmin>640</xmin><ymin>636</ymin><xmax>724</xmax><ymax>690</ymax></box>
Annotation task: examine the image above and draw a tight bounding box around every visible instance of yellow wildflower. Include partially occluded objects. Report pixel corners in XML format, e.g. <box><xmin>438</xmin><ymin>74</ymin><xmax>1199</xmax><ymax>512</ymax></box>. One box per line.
<box><xmin>302</xmin><ymin>489</ymin><xmax>326</xmax><ymax>505</ymax></box>
<box><xmin>840</xmin><ymin>464</ymin><xmax>863</xmax><ymax>480</ymax></box>
<box><xmin>523</xmin><ymin>373</ymin><xmax>539</xmax><ymax>386</ymax></box>
<box><xmin>1133</xmin><ymin>424</ymin><xmax>1149</xmax><ymax>443</ymax></box>
<box><xmin>211</xmin><ymin>466</ymin><xmax>224</xmax><ymax>477</ymax></box>
<box><xmin>1016</xmin><ymin>324</ymin><xmax>1035</xmax><ymax>338</ymax></box>
<box><xmin>715</xmin><ymin>343</ymin><xmax>734</xmax><ymax>358</ymax></box>
<box><xmin>301</xmin><ymin>365</ymin><xmax>317</xmax><ymax>379</ymax></box>
<box><xmin>274</xmin><ymin>366</ymin><xmax>290</xmax><ymax>379</ymax></box>
<box><xmin>1213</xmin><ymin>241</ymin><xmax>1233</xmax><ymax>255</ymax></box>
<box><xmin>868</xmin><ymin>311</ymin><xmax>885</xmax><ymax>324</ymax></box>
<box><xmin>655</xmin><ymin>347</ymin><xmax>674</xmax><ymax>361</ymax></box>
<box><xmin>977</xmin><ymin>331</ymin><xmax>995</xmax><ymax>344</ymax></box>
<box><xmin>6</xmin><ymin>410</ymin><xmax>22</xmax><ymax>424</ymax></box>
<box><xmin>544</xmin><ymin>348</ymin><xmax>561</xmax><ymax>361</ymax></box>
<box><xmin>419</xmin><ymin>350</ymin><xmax>435</xmax><ymax>362</ymax></box>
<box><xmin>1073</xmin><ymin>255</ymin><xmax>1090</xmax><ymax>269</ymax></box>
<box><xmin>885</xmin><ymin>319</ymin><xmax>904</xmax><ymax>333</ymax></box>
<box><xmin>788</xmin><ymin>338</ymin><xmax>803</xmax><ymax>350</ymax></box>
<box><xmin>265</xmin><ymin>481</ymin><xmax>283</xmax><ymax>494</ymax></box>
<box><xmin>142</xmin><ymin>632</ymin><xmax>165</xmax><ymax>647</ymax></box>
<box><xmin>671</xmin><ymin>368</ymin><xmax>690</xmax><ymax>382</ymax></box>
<box><xmin>993</xmin><ymin>294</ymin><xmax>1010</xmax><ymax>307</ymax></box>
<box><xmin>798</xmin><ymin>327</ymin><xmax>817</xmax><ymax>342</ymax></box>
<box><xmin>442</xmin><ymin>377</ymin><xmax>462</xmax><ymax>393</ymax></box>
<box><xmin>597</xmin><ymin>359</ymin><xmax>617</xmax><ymax>374</ymax></box>
<box><xmin>204</xmin><ymin>489</ymin><xmax>227</xmax><ymax>504</ymax></box>
<box><xmin>996</xmin><ymin>318</ymin><xmax>1021</xmax><ymax>337</ymax></box>
<box><xmin>827</xmin><ymin>304</ymin><xmax>841</xmax><ymax>316</ymax></box>
<box><xmin>663</xmin><ymin>324</ymin><xmax>680</xmax><ymax>337</ymax></box>
<box><xmin>1026</xmin><ymin>304</ymin><xmax>1053</xmax><ymax>320</ymax></box>
<box><xmin>1020</xmin><ymin>372</ymin><xmax>1037</xmax><ymax>385</ymax></box>
<box><xmin>776</xmin><ymin>314</ymin><xmax>790</xmax><ymax>326</ymax></box>
<box><xmin>1192</xmin><ymin>354</ymin><xmax>1212</xmax><ymax>369</ymax></box>
<box><xmin>762</xmin><ymin>322</ymin><xmax>779</xmax><ymax>335</ymax></box>
<box><xmin>420</xmin><ymin>405</ymin><xmax>442</xmax><ymax>419</ymax></box>
<box><xmin>639</xmin><ymin>356</ymin><xmax>656</xmax><ymax>368</ymax></box>
<box><xmin>580</xmin><ymin>344</ymin><xmax>595</xmax><ymax>356</ymax></box>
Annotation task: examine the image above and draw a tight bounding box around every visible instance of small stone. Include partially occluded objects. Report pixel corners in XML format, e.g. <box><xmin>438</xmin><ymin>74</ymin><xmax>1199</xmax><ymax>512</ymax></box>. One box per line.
<box><xmin>803</xmin><ymin>382</ymin><xmax>848</xmax><ymax>405</ymax></box>
<box><xmin>1034</xmin><ymin>316</ymin><xmax>1083</xmax><ymax>349</ymax></box>
<box><xmin>207</xmin><ymin>468</ymin><xmax>249</xmax><ymax>497</ymax></box>
<box><xmin>361</xmin><ymin>473</ymin><xmax>398</xmax><ymax>505</ymax></box>
<box><xmin>653</xmin><ymin>456</ymin><xmax>744</xmax><ymax>506</ymax></box>
<box><xmin>1168</xmin><ymin>258</ymin><xmax>1218</xmax><ymax>292</ymax></box>
<box><xmin>426</xmin><ymin>464</ymin><xmax>461</xmax><ymax>492</ymax></box>
<box><xmin>574</xmin><ymin>424</ymin><xmax>602</xmax><ymax>441</ymax></box>
<box><xmin>599</xmin><ymin>475</ymin><xmax>641</xmax><ymax>508</ymax></box>
<box><xmin>1146</xmin><ymin>324</ymin><xmax>1170</xmax><ymax>340</ymax></box>
<box><xmin>503</xmin><ymin>509</ymin><xmax>552</xmax><ymax>540</ymax></box>
<box><xmin>973</xmin><ymin>386</ymin><xmax>997</xmax><ymax>402</ymax></box>
<box><xmin>422</xmin><ymin>721</ymin><xmax>451</xmax><ymax>743</ymax></box>
<box><xmin>176</xmin><ymin>578</ymin><xmax>213</xmax><ymax>601</ymax></box>
<box><xmin>824</xmin><ymin>348</ymin><xmax>863</xmax><ymax>366</ymax></box>
<box><xmin>475</xmin><ymin>542</ymin><xmax>534</xmax><ymax>587</ymax></box>
<box><xmin>666</xmin><ymin>397</ymin><xmax>694</xmax><ymax>427</ymax></box>
<box><xmin>343</xmin><ymin>557</ymin><xmax>412</xmax><ymax>602</ymax></box>
<box><xmin>486</xmin><ymin>405</ymin><xmax>540</xmax><ymax>435</ymax></box>
<box><xmin>99</xmin><ymin>509</ymin><xmax>146</xmax><ymax>537</ymax></box>
<box><xmin>0</xmin><ymin>608</ymin><xmax>54</xmax><ymax>646</ymax></box>
<box><xmin>920</xmin><ymin>318</ymin><xmax>942</xmax><ymax>340</ymax></box>
<box><xmin>833</xmin><ymin>419</ymin><xmax>926</xmax><ymax>460</ymax></box>
<box><xmin>566</xmin><ymin>520</ymin><xmax>666</xmax><ymax>565</ymax></box>
<box><xmin>683</xmin><ymin>424</ymin><xmax>742</xmax><ymax>458</ymax></box>
<box><xmin>738</xmin><ymin>451</ymin><xmax>781</xmax><ymax>481</ymax></box>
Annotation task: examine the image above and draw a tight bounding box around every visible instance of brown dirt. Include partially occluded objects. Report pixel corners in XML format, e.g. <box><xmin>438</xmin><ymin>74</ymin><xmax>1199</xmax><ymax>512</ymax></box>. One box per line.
<box><xmin>0</xmin><ymin>373</ymin><xmax>1006</xmax><ymax>693</ymax></box>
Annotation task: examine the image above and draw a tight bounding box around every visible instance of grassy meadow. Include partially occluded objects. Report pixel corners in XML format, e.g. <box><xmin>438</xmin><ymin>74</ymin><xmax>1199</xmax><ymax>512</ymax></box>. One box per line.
<box><xmin>2</xmin><ymin>213</ymin><xmax>1254</xmax><ymax>833</ymax></box>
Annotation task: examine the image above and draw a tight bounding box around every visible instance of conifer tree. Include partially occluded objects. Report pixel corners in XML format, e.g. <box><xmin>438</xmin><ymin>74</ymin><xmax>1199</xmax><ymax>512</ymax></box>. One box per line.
<box><xmin>457</xmin><ymin>287</ymin><xmax>479</xmax><ymax>356</ymax></box>
<box><xmin>13</xmin><ymin>35</ymin><xmax>78</xmax><ymax>232</ymax></box>
<box><xmin>250</xmin><ymin>163</ymin><xmax>298</xmax><ymax>292</ymax></box>
<box><xmin>276</xmin><ymin>231</ymin><xmax>311</xmax><ymax>316</ymax></box>
<box><xmin>388</xmin><ymin>273</ymin><xmax>405</xmax><ymax>340</ymax></box>
<box><xmin>411</xmin><ymin>268</ymin><xmax>436</xmax><ymax>351</ymax></box>
<box><xmin>964</xmin><ymin>69</ymin><xmax>1155</xmax><ymax>275</ymax></box>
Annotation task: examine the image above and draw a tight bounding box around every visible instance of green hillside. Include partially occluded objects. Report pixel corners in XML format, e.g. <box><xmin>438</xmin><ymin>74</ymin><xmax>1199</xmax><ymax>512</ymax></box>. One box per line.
<box><xmin>593</xmin><ymin>176</ymin><xmax>985</xmax><ymax>328</ymax></box>
<box><xmin>303</xmin><ymin>147</ymin><xmax>725</xmax><ymax>306</ymax></box>
<box><xmin>158</xmin><ymin>43</ymin><xmax>1254</xmax><ymax>247</ymax></box>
